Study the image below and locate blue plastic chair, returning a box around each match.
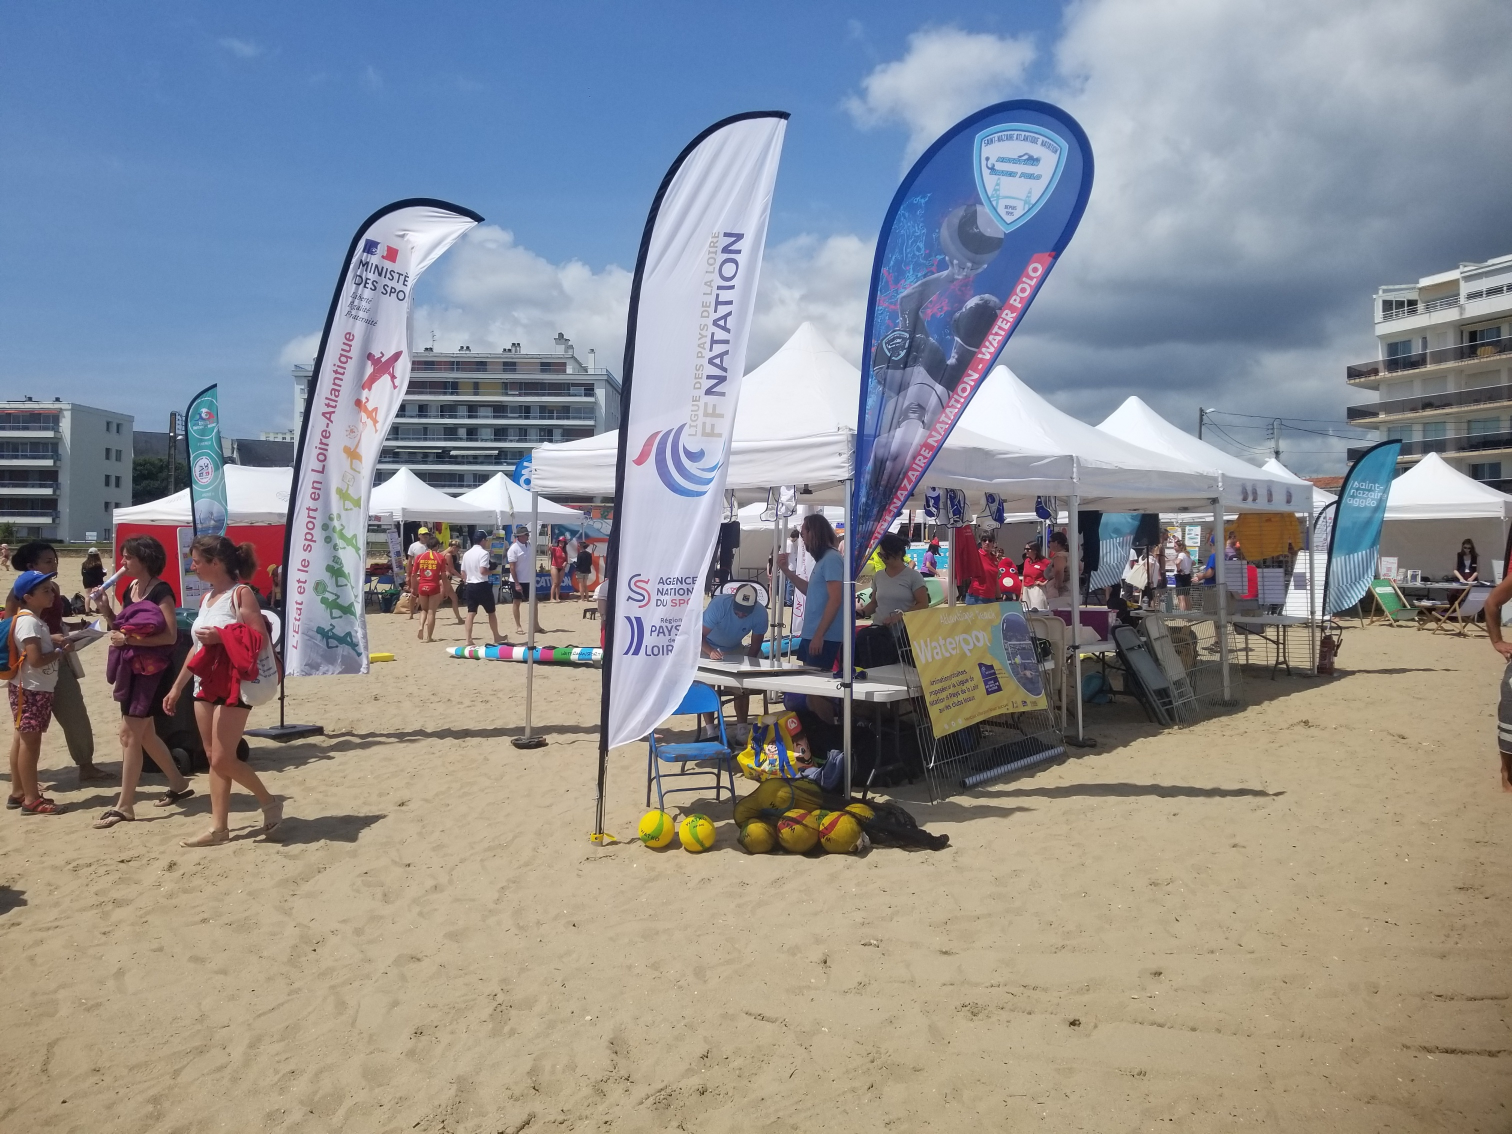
[646,682,736,811]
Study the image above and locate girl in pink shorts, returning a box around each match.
[6,569,65,815]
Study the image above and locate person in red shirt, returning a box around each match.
[966,537,1001,605]
[1020,540,1049,610]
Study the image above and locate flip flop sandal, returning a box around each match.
[20,798,63,815]
[154,787,195,808]
[93,808,134,829]
[180,828,230,848]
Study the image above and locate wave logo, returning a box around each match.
[631,424,721,498]
[625,574,651,608]
[621,615,645,656]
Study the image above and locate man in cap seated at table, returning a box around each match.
[699,583,768,737]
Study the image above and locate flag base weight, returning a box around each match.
[246,724,325,742]
[511,735,548,750]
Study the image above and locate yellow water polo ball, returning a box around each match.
[843,802,875,822]
[776,809,820,854]
[738,819,778,854]
[678,813,716,853]
[638,809,676,848]
[819,810,863,854]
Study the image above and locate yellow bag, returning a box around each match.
[735,710,808,781]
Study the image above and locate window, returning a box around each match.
[417,404,430,418]
[1470,462,1503,481]
[104,474,111,487]
[115,449,122,461]
[115,475,122,488]
[1421,422,1447,439]
[105,446,112,459]
[1385,426,1411,442]
[1382,297,1418,318]
[1467,326,1503,346]
[1469,418,1501,435]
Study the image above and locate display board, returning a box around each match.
[901,601,1047,735]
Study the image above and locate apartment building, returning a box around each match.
[0,398,132,541]
[292,333,620,494]
[1346,253,1512,487]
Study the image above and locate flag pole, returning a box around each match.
[514,490,547,750]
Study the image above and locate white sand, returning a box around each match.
[1,586,1509,1131]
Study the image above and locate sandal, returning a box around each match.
[260,798,285,835]
[93,807,134,829]
[20,798,63,815]
[154,787,195,808]
[6,795,20,810]
[180,828,230,848]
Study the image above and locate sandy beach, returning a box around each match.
[1,579,1509,1132]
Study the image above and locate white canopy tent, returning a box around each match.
[368,467,493,526]
[457,473,582,530]
[1380,453,1512,581]
[112,465,292,526]
[1098,397,1312,514]
[532,321,855,497]
[1261,459,1334,622]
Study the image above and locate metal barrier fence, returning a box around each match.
[889,621,1066,802]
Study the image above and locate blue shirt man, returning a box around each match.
[701,584,769,659]
[801,548,846,643]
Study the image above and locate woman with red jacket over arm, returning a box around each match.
[163,535,282,848]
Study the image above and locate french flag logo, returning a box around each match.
[362,239,400,263]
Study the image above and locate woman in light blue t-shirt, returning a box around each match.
[776,513,845,671]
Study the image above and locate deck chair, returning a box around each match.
[1437,586,1490,636]
[1367,578,1432,627]
[645,682,737,812]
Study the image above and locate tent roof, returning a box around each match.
[532,321,855,496]
[369,467,493,525]
[113,465,292,526]
[1385,452,1512,521]
[1261,457,1333,510]
[457,473,582,523]
[1098,396,1311,513]
[944,368,1219,510]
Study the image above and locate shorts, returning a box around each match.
[416,585,440,599]
[116,669,165,718]
[1497,659,1512,754]
[1174,573,1193,588]
[964,594,993,605]
[464,581,497,613]
[194,692,250,709]
[796,637,842,672]
[509,581,531,602]
[9,684,54,733]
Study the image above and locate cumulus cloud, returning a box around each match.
[838,0,1512,471]
[749,233,872,367]
[217,37,262,59]
[277,332,321,370]
[845,26,1035,163]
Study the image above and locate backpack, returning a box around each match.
[0,615,19,681]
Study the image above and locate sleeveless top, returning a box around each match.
[189,586,246,696]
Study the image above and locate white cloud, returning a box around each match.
[749,233,872,366]
[413,225,633,370]
[217,37,262,59]
[277,332,321,370]
[839,1,1512,472]
[845,27,1036,163]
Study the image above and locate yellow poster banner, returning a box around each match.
[901,602,1048,734]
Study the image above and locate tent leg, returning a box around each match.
[771,501,782,668]
[842,477,855,801]
[1070,491,1083,743]
[513,492,547,750]
[1214,497,1232,702]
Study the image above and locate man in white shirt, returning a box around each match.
[506,526,545,634]
[460,530,506,648]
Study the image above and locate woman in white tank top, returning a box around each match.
[163,536,283,847]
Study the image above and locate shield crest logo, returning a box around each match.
[974,124,1069,233]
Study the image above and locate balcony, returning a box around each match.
[1377,294,1461,323]
[1346,337,1512,382]
[1346,382,1512,422]
[0,482,58,495]
[1348,428,1512,462]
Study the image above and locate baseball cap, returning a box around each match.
[732,583,759,612]
[12,569,57,600]
[87,547,100,555]
[418,527,430,535]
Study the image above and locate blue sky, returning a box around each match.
[4,1,1510,471]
